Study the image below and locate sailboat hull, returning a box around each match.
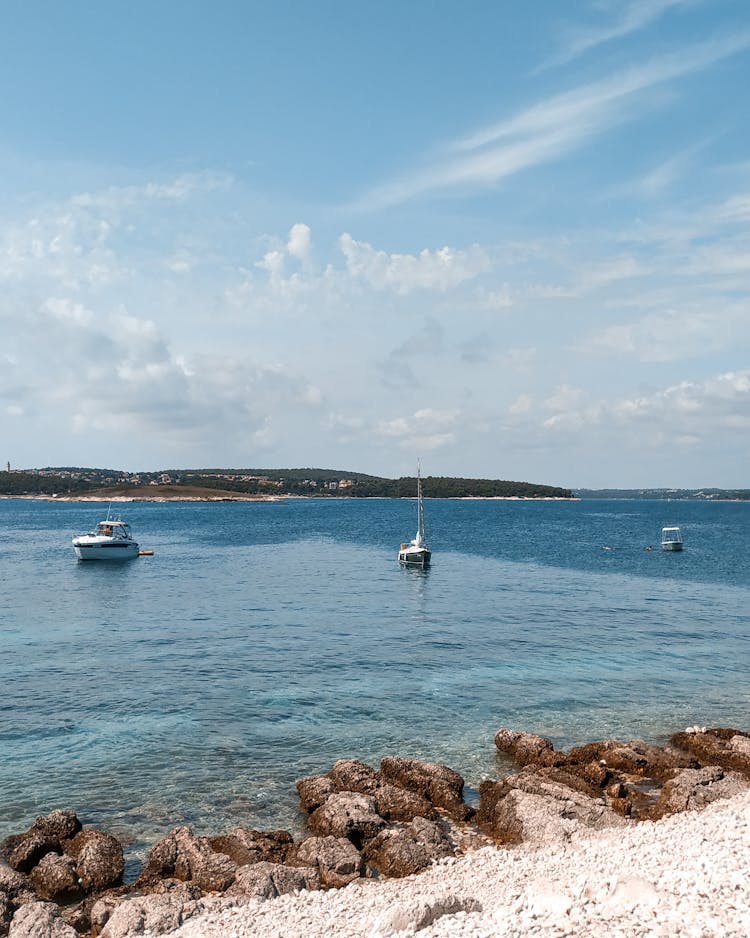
[398,547,431,566]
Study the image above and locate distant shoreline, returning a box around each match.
[0,493,577,503]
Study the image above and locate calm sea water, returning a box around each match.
[1,496,748,870]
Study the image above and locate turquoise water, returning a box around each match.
[1,497,748,868]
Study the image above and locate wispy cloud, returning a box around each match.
[356,33,750,210]
[540,0,697,71]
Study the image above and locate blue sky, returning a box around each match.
[1,0,749,487]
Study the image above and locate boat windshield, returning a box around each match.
[96,521,130,537]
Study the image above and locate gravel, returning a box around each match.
[154,790,750,938]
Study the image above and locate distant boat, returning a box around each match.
[661,526,683,552]
[398,463,431,567]
[72,508,139,561]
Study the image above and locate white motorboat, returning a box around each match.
[661,526,683,551]
[398,463,431,567]
[72,510,139,561]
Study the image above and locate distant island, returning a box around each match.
[574,488,750,501]
[0,467,572,500]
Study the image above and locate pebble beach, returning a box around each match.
[145,789,750,938]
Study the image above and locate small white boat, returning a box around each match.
[661,526,683,551]
[398,463,431,567]
[72,510,139,561]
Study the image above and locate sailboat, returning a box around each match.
[398,463,431,567]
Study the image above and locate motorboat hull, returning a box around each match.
[661,542,683,552]
[73,538,139,561]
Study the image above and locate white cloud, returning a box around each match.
[375,408,460,451]
[287,223,312,263]
[508,393,534,416]
[69,171,232,211]
[541,370,750,439]
[44,297,93,326]
[339,233,490,293]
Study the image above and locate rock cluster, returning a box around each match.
[479,725,750,844]
[1,727,748,937]
[0,810,125,936]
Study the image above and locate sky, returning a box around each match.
[1,0,749,488]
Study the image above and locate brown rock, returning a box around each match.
[0,865,33,904]
[379,757,472,822]
[494,729,555,767]
[328,759,381,794]
[362,817,453,878]
[296,775,337,814]
[0,892,12,935]
[6,810,83,876]
[28,811,82,848]
[0,837,24,866]
[171,828,236,893]
[477,771,631,844]
[226,861,320,899]
[136,829,180,885]
[594,741,694,782]
[292,836,364,889]
[66,830,124,892]
[7,900,79,938]
[136,826,236,893]
[96,888,201,938]
[652,765,749,818]
[307,792,386,848]
[671,728,750,778]
[8,837,59,876]
[373,783,437,823]
[29,854,82,903]
[209,828,293,867]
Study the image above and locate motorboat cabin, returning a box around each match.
[661,526,683,551]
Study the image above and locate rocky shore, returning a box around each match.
[2,726,749,937]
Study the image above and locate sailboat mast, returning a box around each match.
[417,461,426,542]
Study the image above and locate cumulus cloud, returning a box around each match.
[322,407,460,453]
[339,233,490,294]
[375,408,460,451]
[541,371,750,440]
[286,223,312,263]
[0,289,323,458]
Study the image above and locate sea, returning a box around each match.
[1,496,748,873]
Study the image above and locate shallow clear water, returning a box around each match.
[1,497,748,867]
